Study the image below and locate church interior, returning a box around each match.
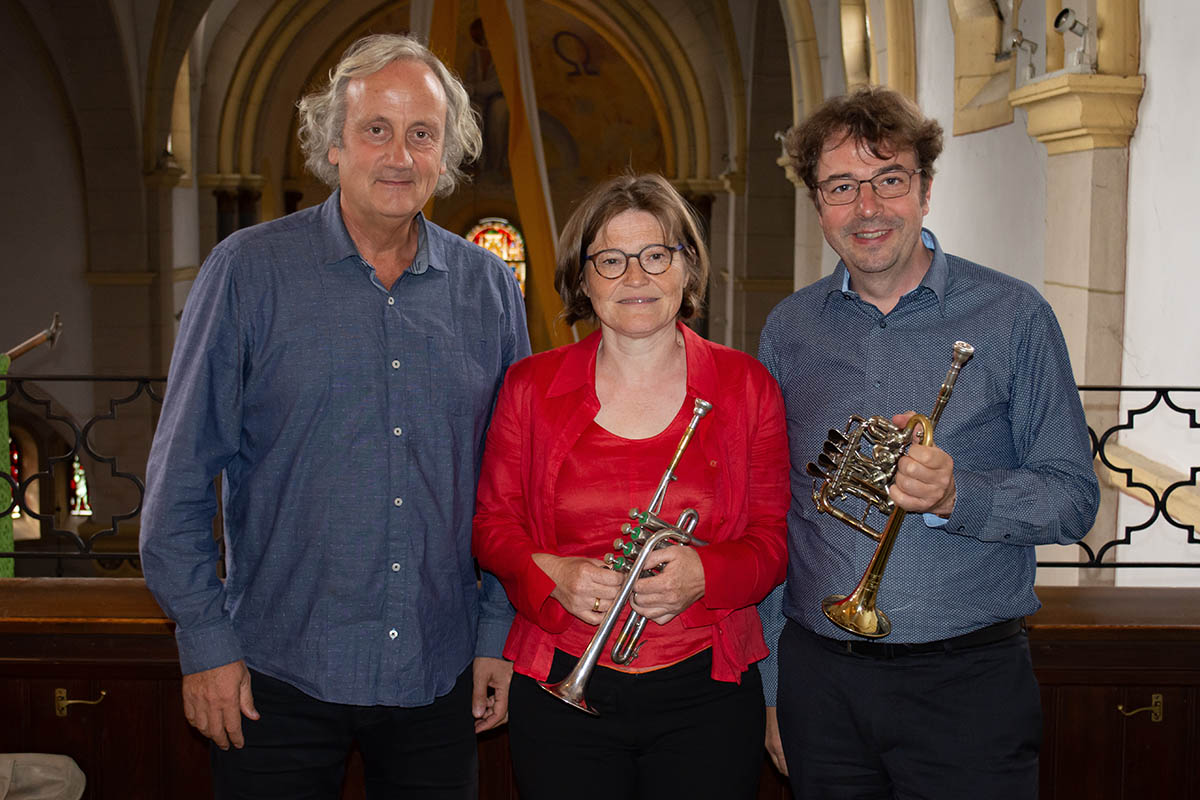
[1,0,1197,798]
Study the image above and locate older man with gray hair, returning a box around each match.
[140,33,530,799]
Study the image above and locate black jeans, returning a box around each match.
[508,649,765,800]
[210,668,477,800]
[777,620,1041,800]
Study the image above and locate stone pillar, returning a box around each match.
[144,156,185,375]
[237,182,263,231]
[200,174,244,243]
[1009,72,1144,585]
[214,189,237,243]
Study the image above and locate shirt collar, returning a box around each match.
[546,322,718,401]
[318,189,445,274]
[825,228,948,313]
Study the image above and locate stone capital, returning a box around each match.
[1008,72,1145,155]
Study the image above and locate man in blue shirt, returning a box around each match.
[140,34,530,798]
[758,87,1098,799]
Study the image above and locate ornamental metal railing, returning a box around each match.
[1,376,1197,574]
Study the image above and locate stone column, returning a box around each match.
[1009,68,1144,584]
[144,156,185,374]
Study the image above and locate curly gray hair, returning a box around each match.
[297,34,482,196]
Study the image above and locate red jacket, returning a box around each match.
[473,323,790,683]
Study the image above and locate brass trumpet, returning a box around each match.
[540,398,712,715]
[806,341,974,638]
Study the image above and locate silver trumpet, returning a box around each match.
[540,398,712,715]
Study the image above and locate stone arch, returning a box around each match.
[142,0,214,173]
[206,0,721,195]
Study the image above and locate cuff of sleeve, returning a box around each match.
[757,585,785,706]
[475,616,511,659]
[521,558,572,633]
[175,621,243,675]
[758,650,779,706]
[941,470,997,541]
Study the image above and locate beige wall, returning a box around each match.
[0,0,93,421]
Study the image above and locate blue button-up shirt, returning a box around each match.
[140,191,530,706]
[757,229,1098,702]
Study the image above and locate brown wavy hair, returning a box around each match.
[784,86,944,205]
[555,174,709,327]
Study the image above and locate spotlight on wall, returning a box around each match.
[1009,29,1040,80]
[1052,8,1094,72]
[1053,8,1088,38]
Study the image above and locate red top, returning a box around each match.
[473,323,790,684]
[552,405,715,671]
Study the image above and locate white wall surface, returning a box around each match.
[1114,0,1200,584]
[915,3,1047,287]
[803,3,1047,284]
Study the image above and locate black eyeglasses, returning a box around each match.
[585,244,684,280]
[817,168,923,206]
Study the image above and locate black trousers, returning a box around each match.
[210,668,477,800]
[508,649,765,800]
[776,620,1041,800]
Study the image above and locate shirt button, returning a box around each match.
[387,297,395,306]
[393,427,402,436]
[394,497,403,507]
[389,629,398,640]
[391,359,400,369]
[391,562,401,572]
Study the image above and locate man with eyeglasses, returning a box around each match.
[756,87,1098,800]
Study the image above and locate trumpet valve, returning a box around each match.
[621,522,647,541]
[613,539,638,558]
[604,553,629,571]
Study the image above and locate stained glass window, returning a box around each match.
[69,455,92,517]
[8,436,18,520]
[466,218,527,296]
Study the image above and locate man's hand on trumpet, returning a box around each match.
[888,411,957,518]
[533,553,623,623]
[630,545,705,625]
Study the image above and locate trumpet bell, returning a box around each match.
[539,676,600,716]
[822,592,891,638]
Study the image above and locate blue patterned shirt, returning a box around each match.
[141,191,530,706]
[757,229,1098,703]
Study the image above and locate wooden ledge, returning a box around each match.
[1029,586,1200,640]
[1,579,1197,640]
[0,578,172,635]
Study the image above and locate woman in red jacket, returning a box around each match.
[473,173,789,800]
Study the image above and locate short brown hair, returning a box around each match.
[555,174,709,326]
[784,86,944,205]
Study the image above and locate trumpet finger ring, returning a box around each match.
[592,597,602,613]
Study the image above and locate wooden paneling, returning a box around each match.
[1028,586,1200,800]
[3,580,1199,800]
